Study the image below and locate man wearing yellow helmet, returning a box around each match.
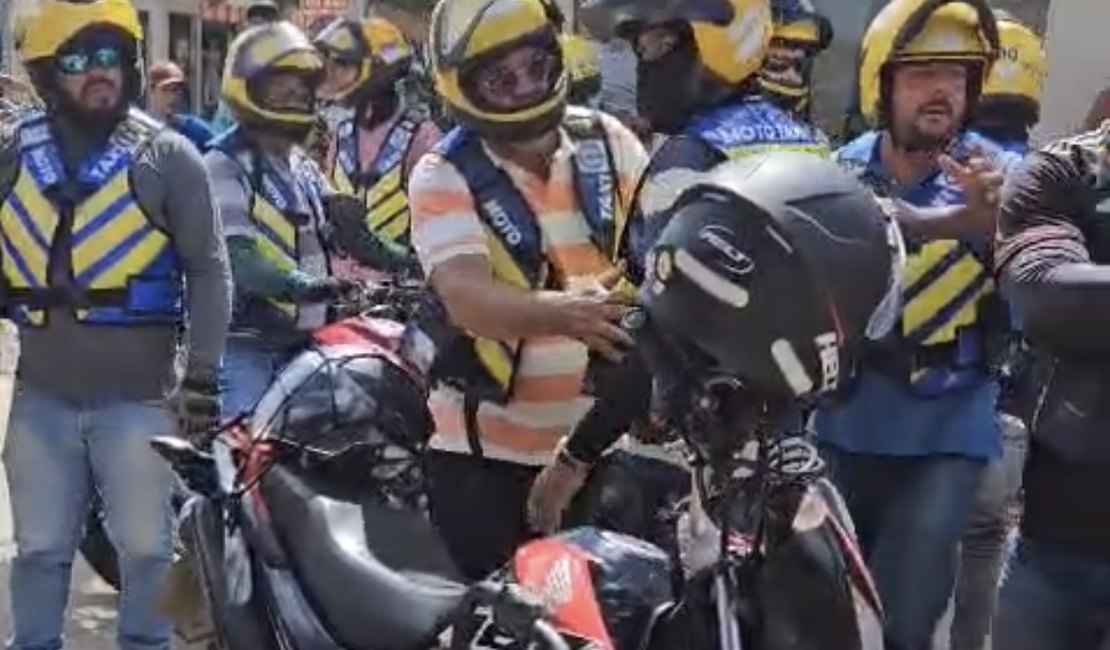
[810,2,1021,648]
[576,0,828,278]
[409,0,649,579]
[0,1,232,648]
[759,0,832,122]
[969,10,1045,157]
[562,34,603,107]
[313,16,442,272]
[206,21,404,416]
[949,12,1045,650]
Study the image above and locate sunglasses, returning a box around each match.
[56,47,122,75]
[477,50,558,99]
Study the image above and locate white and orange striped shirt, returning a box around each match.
[409,108,649,465]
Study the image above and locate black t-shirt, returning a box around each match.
[996,128,1110,557]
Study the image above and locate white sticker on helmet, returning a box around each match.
[674,248,750,309]
[772,338,814,396]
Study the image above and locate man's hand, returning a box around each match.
[545,267,634,361]
[173,375,220,441]
[939,148,1004,235]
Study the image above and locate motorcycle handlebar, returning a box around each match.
[452,581,571,650]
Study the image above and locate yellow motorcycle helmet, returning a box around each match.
[17,0,143,65]
[314,16,414,105]
[222,21,324,133]
[15,0,145,104]
[562,34,601,105]
[857,0,1000,126]
[981,10,1045,111]
[579,0,772,88]
[761,0,832,115]
[429,0,567,139]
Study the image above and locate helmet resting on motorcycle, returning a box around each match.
[313,16,413,107]
[429,0,567,141]
[222,21,324,138]
[759,0,833,116]
[976,10,1045,129]
[640,152,903,403]
[579,0,771,133]
[16,0,145,113]
[858,0,1000,127]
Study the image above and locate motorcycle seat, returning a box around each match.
[263,464,467,650]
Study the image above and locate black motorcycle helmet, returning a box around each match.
[640,152,903,403]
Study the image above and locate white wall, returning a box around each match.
[1035,0,1110,142]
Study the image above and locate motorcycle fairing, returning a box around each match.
[511,528,674,650]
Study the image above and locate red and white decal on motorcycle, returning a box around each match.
[512,539,615,650]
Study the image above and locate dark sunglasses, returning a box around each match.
[56,47,122,75]
[477,50,558,98]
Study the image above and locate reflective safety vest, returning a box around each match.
[838,130,1015,397]
[213,128,331,332]
[329,111,420,249]
[0,109,183,327]
[432,110,627,403]
[686,98,830,160]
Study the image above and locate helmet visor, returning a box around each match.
[578,0,734,40]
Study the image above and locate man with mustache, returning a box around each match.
[0,1,231,648]
[408,0,649,580]
[811,1,1019,648]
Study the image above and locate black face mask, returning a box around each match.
[637,39,700,135]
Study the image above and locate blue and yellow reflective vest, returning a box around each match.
[432,109,627,402]
[329,110,420,250]
[0,109,183,327]
[213,127,331,332]
[837,130,1018,396]
[686,98,830,159]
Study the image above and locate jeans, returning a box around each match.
[950,414,1029,650]
[3,383,176,650]
[222,339,283,418]
[819,447,986,650]
[994,539,1110,650]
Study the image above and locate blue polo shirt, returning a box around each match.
[813,130,1021,460]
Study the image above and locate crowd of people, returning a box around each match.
[0,0,1107,649]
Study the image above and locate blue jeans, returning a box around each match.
[819,447,986,650]
[951,413,1028,650]
[222,339,284,418]
[994,539,1110,650]
[3,383,175,650]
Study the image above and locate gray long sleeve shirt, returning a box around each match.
[0,114,232,403]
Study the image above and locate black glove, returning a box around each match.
[302,276,362,303]
[323,193,419,275]
[174,375,221,441]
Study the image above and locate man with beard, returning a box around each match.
[1,1,231,648]
[207,21,400,416]
[810,1,1018,648]
[759,0,833,124]
[408,0,648,580]
[313,16,441,277]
